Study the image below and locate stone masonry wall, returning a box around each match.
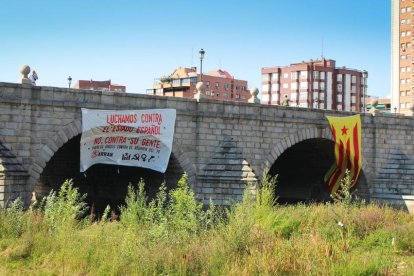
[0,82,413,209]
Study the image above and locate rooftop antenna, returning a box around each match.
[321,37,324,59]
[191,47,194,67]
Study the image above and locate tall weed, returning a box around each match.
[42,179,88,232]
[119,179,148,228]
[0,198,25,238]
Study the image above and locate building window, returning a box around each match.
[337,84,343,92]
[283,73,289,79]
[401,79,407,84]
[291,93,297,101]
[313,71,319,79]
[291,82,298,90]
[320,72,325,80]
[283,83,289,89]
[235,94,240,99]
[299,92,308,101]
[206,81,210,87]
[215,82,219,88]
[337,74,343,82]
[313,81,319,90]
[262,84,269,92]
[272,73,279,81]
[320,82,325,90]
[402,19,406,25]
[351,96,356,103]
[291,72,298,80]
[351,75,357,83]
[271,84,279,92]
[401,67,407,72]
[216,92,220,97]
[319,93,325,100]
[224,84,229,90]
[262,74,270,81]
[401,7,407,13]
[300,71,308,79]
[401,31,406,37]
[351,86,356,93]
[300,82,308,89]
[190,77,197,84]
[224,93,228,98]
[401,91,406,96]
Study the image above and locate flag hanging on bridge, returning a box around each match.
[324,114,362,194]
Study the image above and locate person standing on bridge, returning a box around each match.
[29,70,38,85]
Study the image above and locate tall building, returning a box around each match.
[146,67,251,102]
[261,59,368,112]
[391,0,414,115]
[74,80,126,92]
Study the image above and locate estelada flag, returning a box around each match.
[324,114,362,194]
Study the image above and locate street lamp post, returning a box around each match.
[394,107,397,114]
[68,76,72,88]
[199,48,205,81]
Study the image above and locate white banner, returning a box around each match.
[80,108,176,173]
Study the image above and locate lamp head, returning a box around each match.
[199,48,205,60]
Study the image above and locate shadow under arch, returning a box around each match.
[31,120,194,213]
[268,128,368,204]
[35,134,186,214]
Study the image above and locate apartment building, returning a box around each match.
[147,67,250,102]
[261,59,368,112]
[391,0,414,115]
[74,80,126,92]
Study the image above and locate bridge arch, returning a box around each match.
[266,127,368,203]
[29,119,195,211]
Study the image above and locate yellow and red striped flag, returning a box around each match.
[324,114,362,194]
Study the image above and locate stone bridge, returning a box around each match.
[1,82,414,212]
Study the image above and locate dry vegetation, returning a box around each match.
[1,172,414,275]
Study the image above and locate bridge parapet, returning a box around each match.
[0,82,413,211]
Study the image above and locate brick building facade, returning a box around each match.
[261,59,368,112]
[74,80,126,92]
[147,67,251,102]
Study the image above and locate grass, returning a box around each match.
[0,172,414,275]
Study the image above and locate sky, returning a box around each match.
[0,0,390,98]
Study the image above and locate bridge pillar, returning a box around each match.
[0,143,30,207]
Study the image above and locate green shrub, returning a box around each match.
[42,179,88,232]
[393,223,414,253]
[119,179,148,228]
[167,173,203,239]
[0,198,25,238]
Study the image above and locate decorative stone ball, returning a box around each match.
[20,65,31,77]
[250,87,259,97]
[196,82,205,93]
[370,99,378,108]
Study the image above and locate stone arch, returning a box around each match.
[265,126,369,202]
[265,127,333,171]
[29,119,195,192]
[265,126,370,175]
